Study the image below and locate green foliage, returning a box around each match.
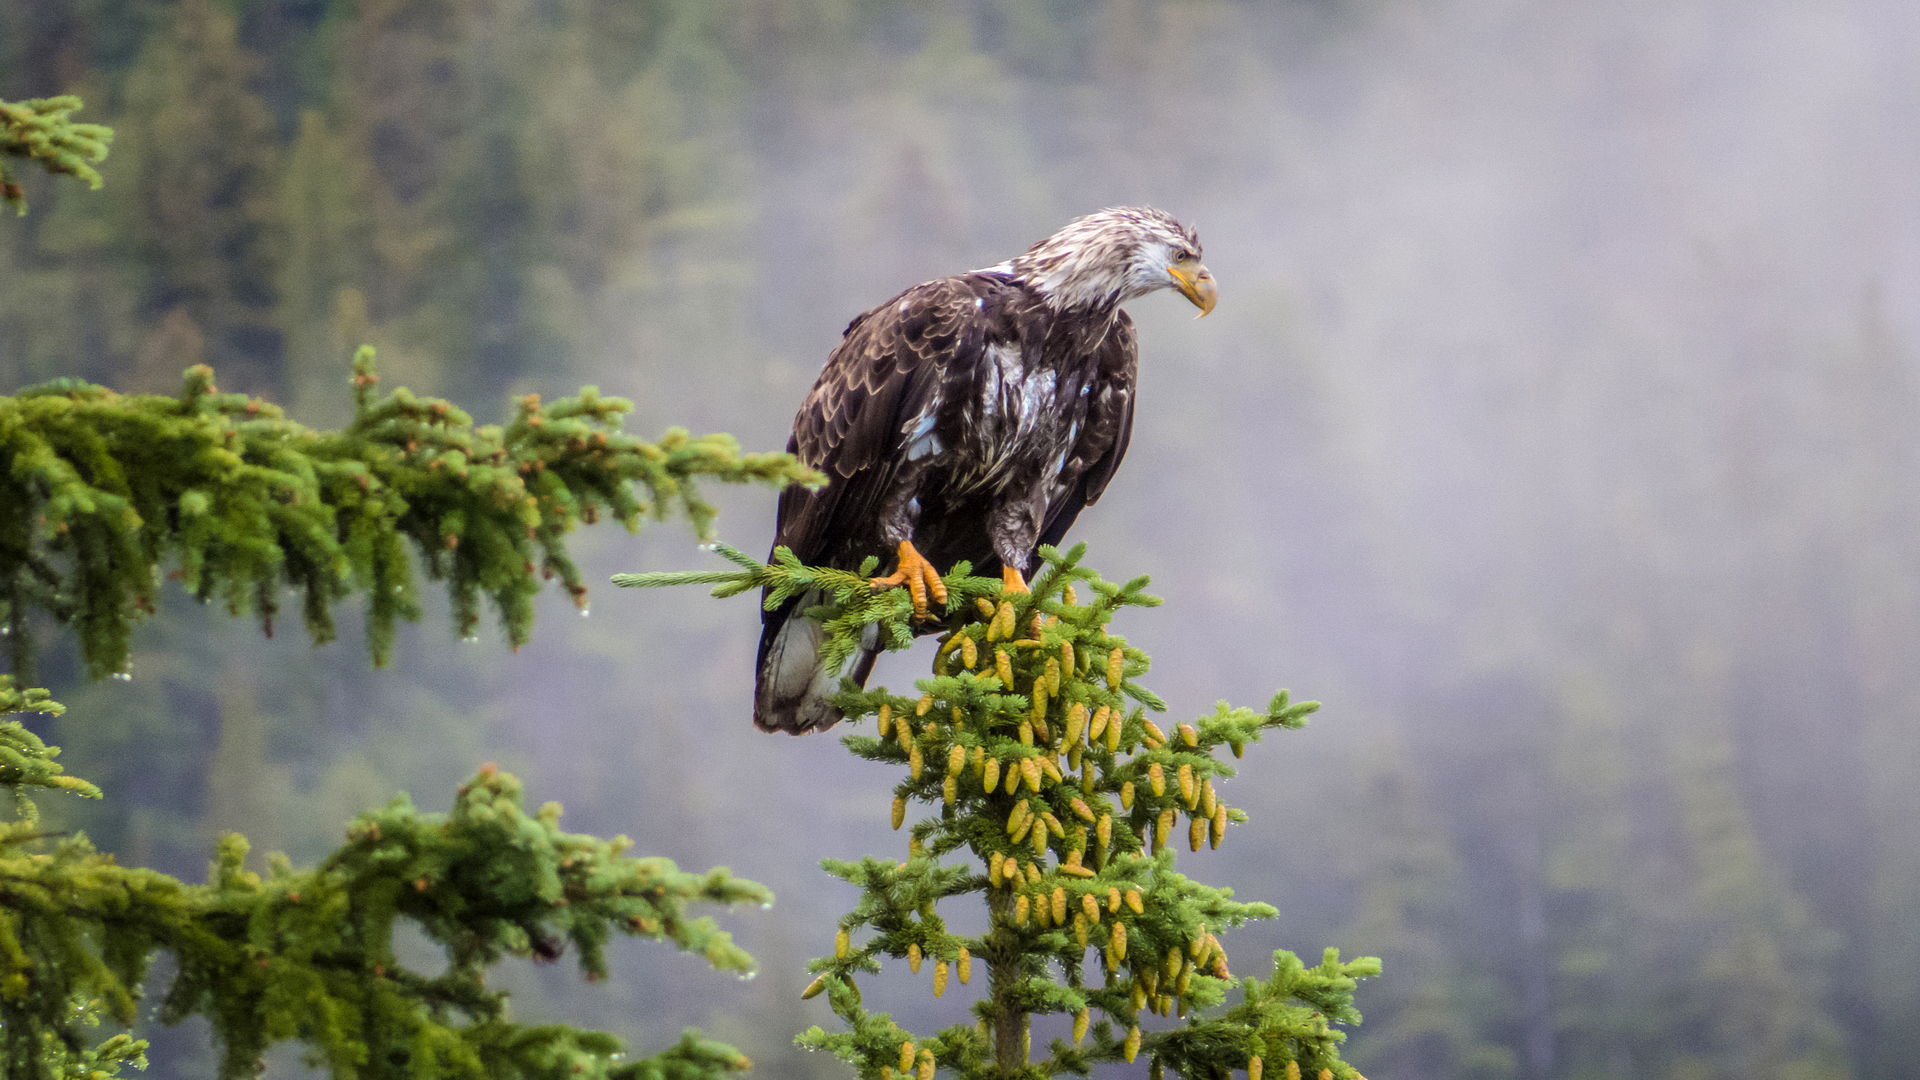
[0,347,823,680]
[0,96,112,215]
[0,677,769,1080]
[623,544,1377,1078]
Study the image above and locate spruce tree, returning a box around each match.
[0,97,809,1078]
[617,544,1380,1079]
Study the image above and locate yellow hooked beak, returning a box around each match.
[1167,260,1218,317]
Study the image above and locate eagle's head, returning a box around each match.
[1008,206,1218,316]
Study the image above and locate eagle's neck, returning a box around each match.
[1002,227,1149,315]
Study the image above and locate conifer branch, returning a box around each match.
[625,543,1376,1078]
[0,96,113,214]
[0,348,823,679]
[0,684,768,1080]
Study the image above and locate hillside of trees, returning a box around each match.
[4,2,1917,1078]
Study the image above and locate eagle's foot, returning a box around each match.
[872,540,948,620]
[1001,565,1030,595]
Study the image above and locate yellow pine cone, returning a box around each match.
[1020,757,1043,793]
[899,1041,916,1073]
[1030,821,1048,855]
[1126,889,1144,914]
[1014,893,1030,926]
[1108,887,1122,913]
[1284,1062,1300,1080]
[1156,808,1176,851]
[1107,647,1125,690]
[1082,893,1101,923]
[1111,920,1127,959]
[1178,762,1196,807]
[1130,980,1148,1010]
[1043,811,1065,838]
[908,942,923,972]
[1070,797,1095,821]
[1148,762,1166,797]
[1143,718,1167,746]
[1044,657,1061,695]
[1017,719,1034,746]
[1106,711,1124,752]
[933,959,949,997]
[891,795,907,830]
[1051,886,1068,924]
[1073,1007,1090,1043]
[983,757,1001,794]
[1179,722,1198,746]
[916,693,933,716]
[1123,1025,1142,1062]
[976,597,996,620]
[1073,911,1089,946]
[957,946,971,983]
[1063,584,1077,606]
[990,850,1006,886]
[996,647,1014,687]
[947,745,967,775]
[1089,705,1110,742]
[1201,778,1216,818]
[943,775,957,806]
[878,703,892,727]
[1190,815,1207,852]
[1121,781,1135,809]
[1096,814,1112,850]
[1062,640,1077,680]
[909,742,924,780]
[1248,1057,1263,1080]
[919,1051,935,1080]
[1211,802,1228,848]
[1008,800,1031,839]
[801,974,827,1000]
[961,636,978,669]
[1065,703,1088,746]
[835,929,850,959]
[1166,947,1183,980]
[993,599,1015,640]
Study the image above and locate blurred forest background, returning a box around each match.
[3,1,1917,1078]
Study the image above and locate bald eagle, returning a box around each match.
[755,207,1217,733]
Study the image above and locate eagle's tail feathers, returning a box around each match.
[753,593,881,734]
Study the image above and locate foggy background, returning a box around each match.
[3,1,1916,1077]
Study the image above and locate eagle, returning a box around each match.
[754,206,1217,733]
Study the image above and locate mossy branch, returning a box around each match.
[0,348,823,679]
[0,680,768,1080]
[0,96,113,215]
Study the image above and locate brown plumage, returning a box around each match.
[754,207,1216,733]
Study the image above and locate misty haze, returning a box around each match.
[2,2,1914,1078]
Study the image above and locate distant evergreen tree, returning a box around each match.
[116,0,285,394]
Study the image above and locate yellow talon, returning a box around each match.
[1002,564,1029,595]
[871,540,949,619]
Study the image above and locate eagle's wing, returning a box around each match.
[756,277,992,734]
[772,275,989,566]
[1035,309,1138,556]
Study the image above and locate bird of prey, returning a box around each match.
[754,206,1217,733]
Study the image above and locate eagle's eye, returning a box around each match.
[1172,247,1195,263]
